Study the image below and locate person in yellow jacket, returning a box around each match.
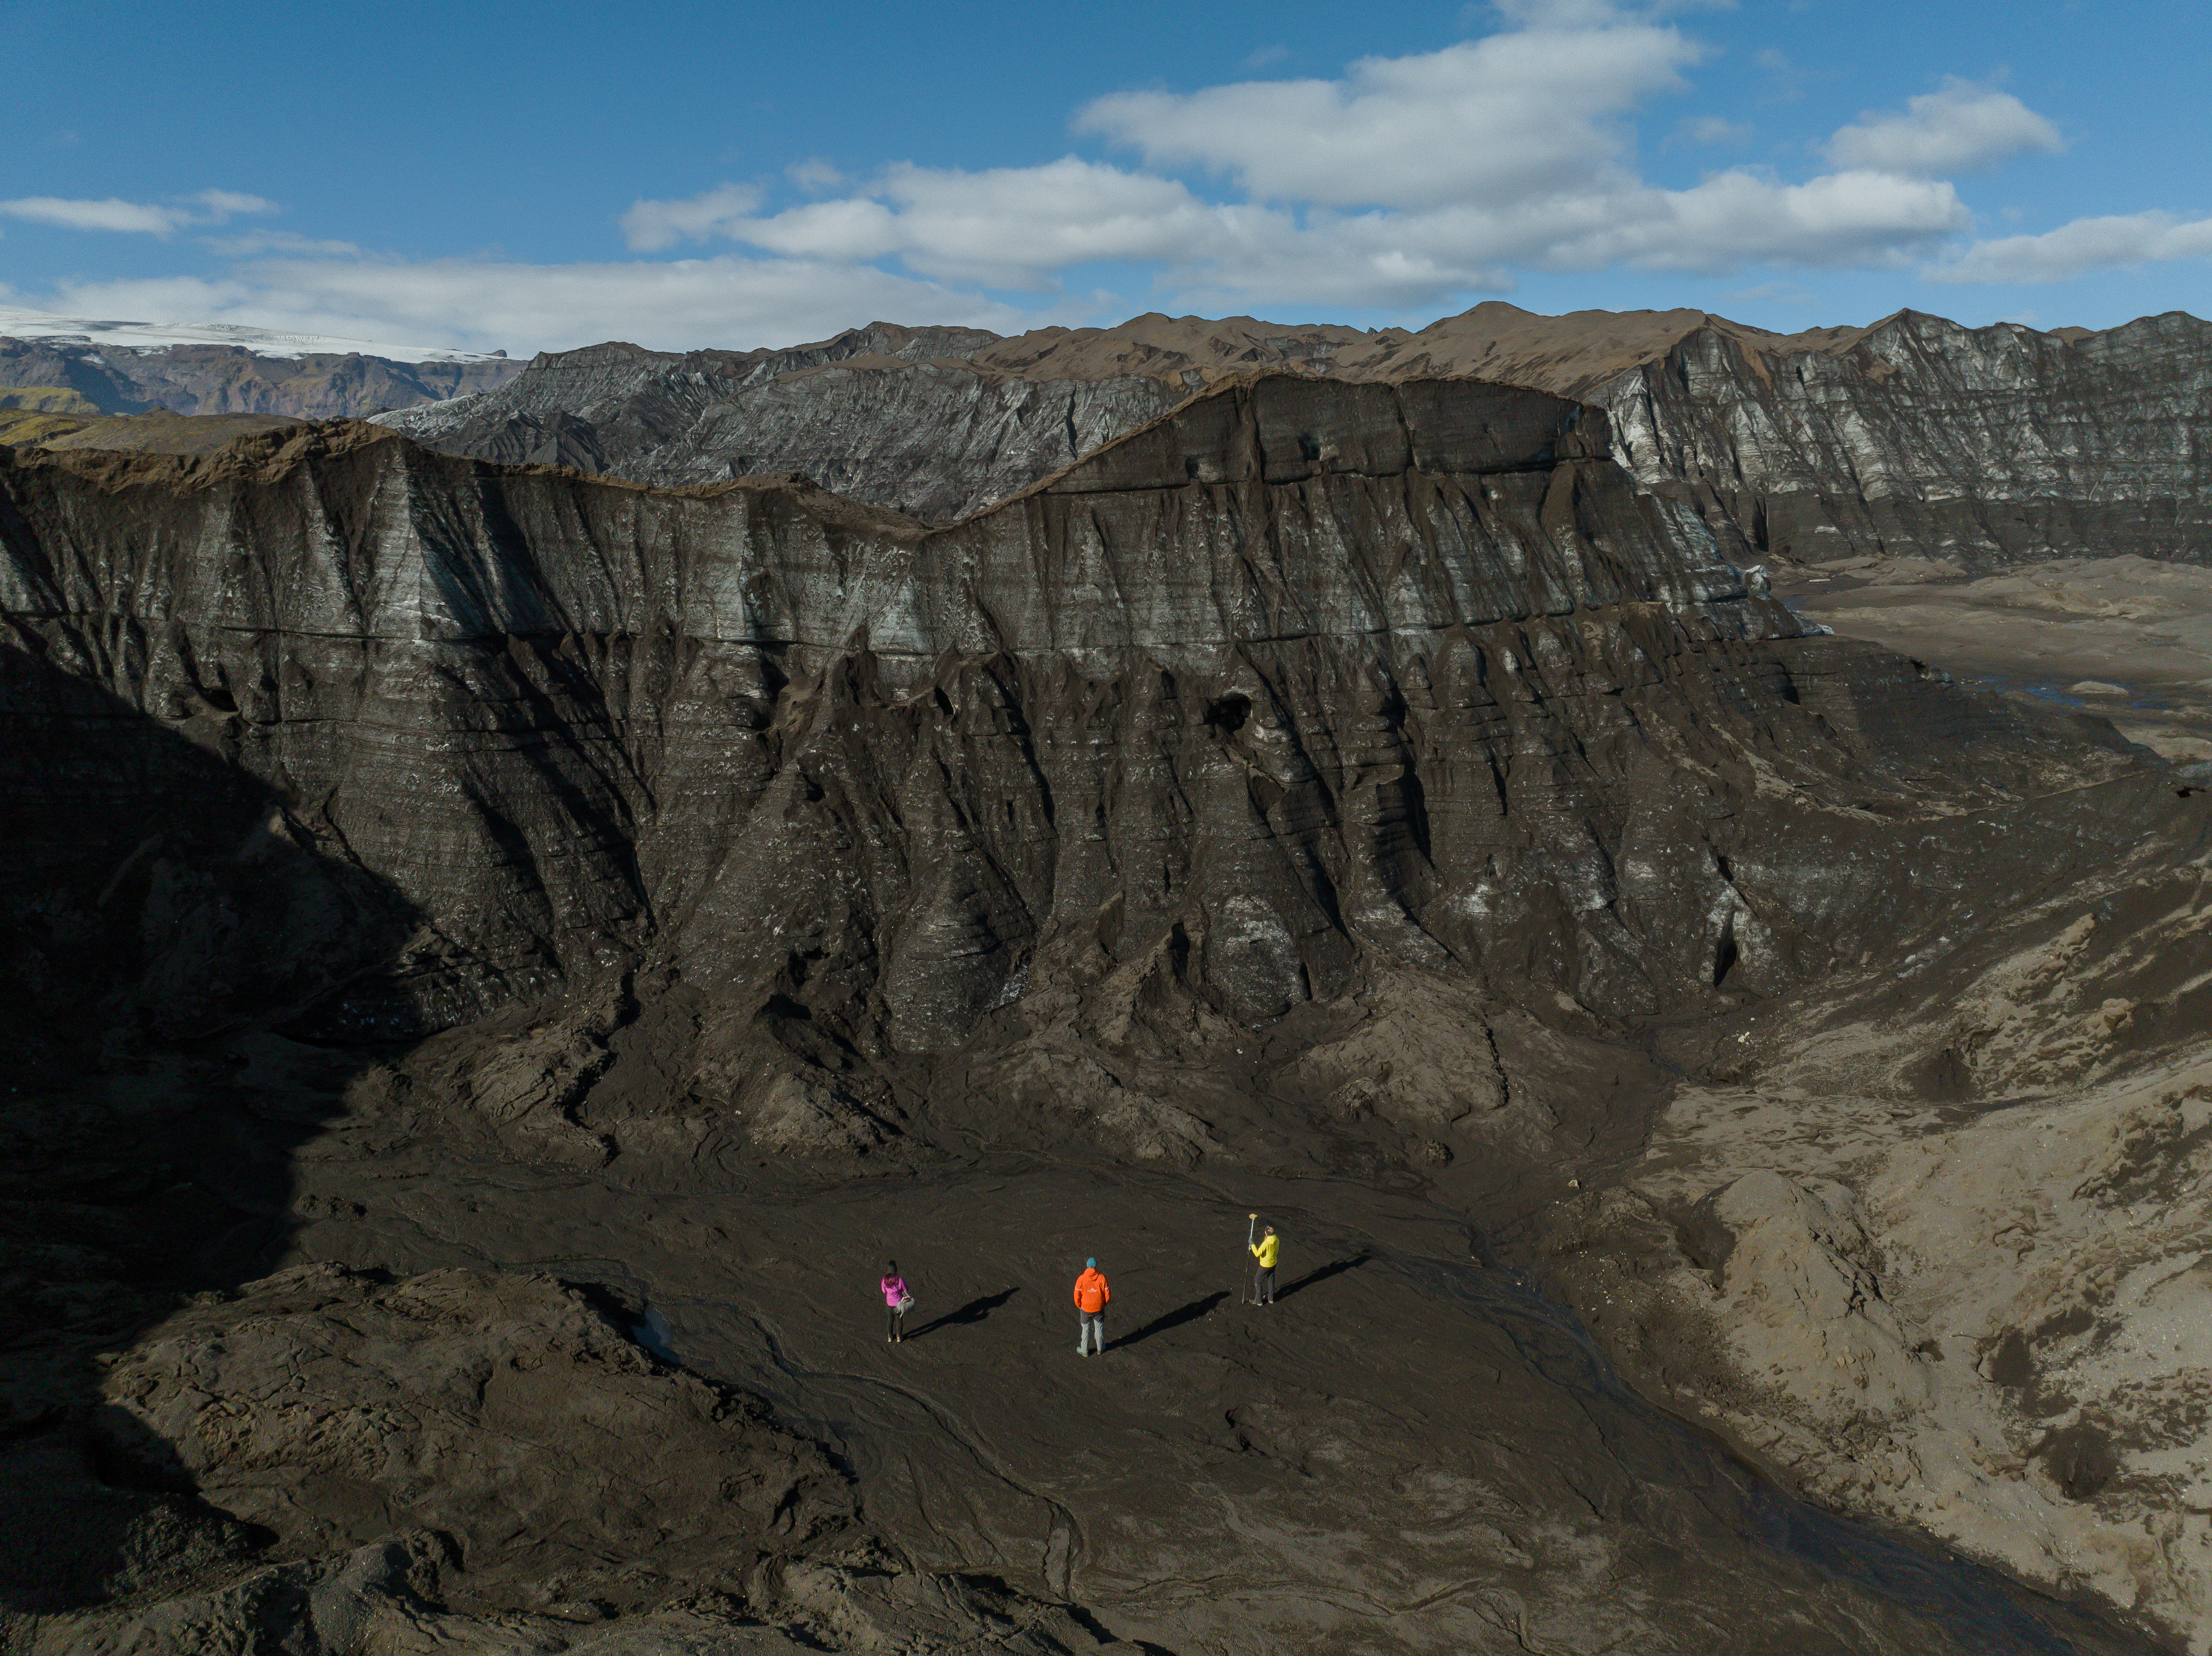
[1249,1221,1279,1306]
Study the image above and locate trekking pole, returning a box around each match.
[1245,1213,1257,1305]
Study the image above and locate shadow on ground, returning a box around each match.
[906,1287,1020,1341]
[1111,1290,1229,1350]
[1272,1250,1373,1302]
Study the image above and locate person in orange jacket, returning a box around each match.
[1073,1257,1110,1356]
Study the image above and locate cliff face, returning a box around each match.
[376,327,1189,521]
[1608,309,2212,570]
[377,305,2212,574]
[3,375,2134,1071]
[0,333,524,419]
[0,370,2182,1652]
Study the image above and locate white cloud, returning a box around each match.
[1550,168,1969,272]
[0,196,193,234]
[1163,168,1967,305]
[1928,211,2212,284]
[667,150,1968,312]
[200,229,362,258]
[724,160,1243,289]
[1824,78,2061,175]
[621,31,1980,314]
[42,253,1046,355]
[1671,115,1752,148]
[786,158,845,192]
[1077,28,1701,210]
[188,190,279,221]
[0,190,276,236]
[621,183,762,252]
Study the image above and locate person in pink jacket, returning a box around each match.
[880,1259,913,1343]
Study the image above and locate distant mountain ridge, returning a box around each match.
[0,306,524,420]
[375,302,2212,570]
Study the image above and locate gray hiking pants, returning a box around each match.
[1077,1313,1105,1354]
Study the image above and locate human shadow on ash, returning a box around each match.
[1272,1250,1373,1302]
[1111,1290,1228,1350]
[905,1287,1020,1341]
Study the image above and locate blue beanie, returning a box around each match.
[1086,1257,1096,1267]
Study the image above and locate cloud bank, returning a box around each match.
[1933,211,2212,285]
[28,256,1040,359]
[9,8,2196,353]
[0,190,274,236]
[1824,79,2063,176]
[627,19,1985,315]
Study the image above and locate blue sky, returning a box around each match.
[1,0,2204,353]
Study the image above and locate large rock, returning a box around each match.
[94,1263,850,1608]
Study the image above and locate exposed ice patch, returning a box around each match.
[0,305,507,364]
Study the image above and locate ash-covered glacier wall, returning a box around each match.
[1,374,2142,1069]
